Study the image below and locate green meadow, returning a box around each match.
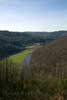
[9,49,33,64]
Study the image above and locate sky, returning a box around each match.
[0,0,67,32]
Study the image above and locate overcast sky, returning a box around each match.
[0,0,67,32]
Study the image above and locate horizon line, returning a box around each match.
[0,30,67,33]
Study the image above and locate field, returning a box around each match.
[9,48,33,64]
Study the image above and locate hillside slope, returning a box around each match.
[30,37,67,78]
[21,37,67,100]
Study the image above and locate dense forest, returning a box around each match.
[0,31,46,58]
[0,30,67,58]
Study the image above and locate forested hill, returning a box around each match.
[0,30,67,58]
[0,31,46,58]
[27,37,67,82]
[31,37,67,70]
[24,31,67,38]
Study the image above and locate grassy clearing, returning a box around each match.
[9,49,33,64]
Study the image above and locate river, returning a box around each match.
[23,53,32,65]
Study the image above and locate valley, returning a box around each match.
[0,30,67,59]
[0,31,67,100]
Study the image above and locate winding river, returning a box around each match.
[23,53,32,65]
